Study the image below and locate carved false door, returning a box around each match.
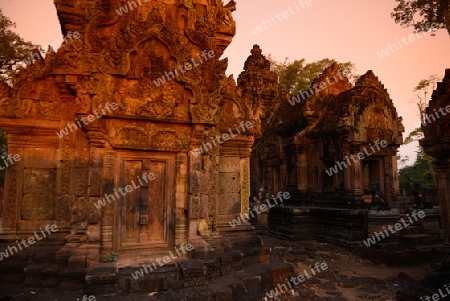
[116,153,174,250]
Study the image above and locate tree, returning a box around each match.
[399,152,436,189]
[391,0,450,36]
[0,9,38,177]
[399,75,439,189]
[267,56,358,96]
[404,74,439,144]
[0,8,41,83]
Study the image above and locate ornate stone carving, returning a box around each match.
[21,168,57,220]
[253,63,405,208]
[240,157,250,215]
[4,165,19,228]
[421,69,450,243]
[0,0,264,257]
[219,157,240,173]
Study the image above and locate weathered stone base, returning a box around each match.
[0,244,292,300]
[269,206,366,247]
[0,226,292,300]
[269,205,444,263]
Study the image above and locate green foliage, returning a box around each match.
[102,251,118,263]
[391,0,450,35]
[399,151,436,190]
[0,9,41,83]
[414,78,433,92]
[413,74,439,122]
[403,75,438,143]
[404,127,424,144]
[267,56,358,96]
[399,74,439,188]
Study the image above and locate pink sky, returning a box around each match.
[1,0,449,166]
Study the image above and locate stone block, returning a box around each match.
[242,275,261,295]
[219,157,240,173]
[160,271,181,291]
[219,173,240,194]
[179,260,207,277]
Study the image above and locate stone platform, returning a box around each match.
[269,205,443,264]
[0,237,293,300]
[269,206,367,247]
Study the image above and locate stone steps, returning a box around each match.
[0,241,65,285]
[0,259,292,301]
[0,243,293,300]
[16,261,290,300]
[113,257,292,301]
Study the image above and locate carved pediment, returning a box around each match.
[106,120,191,151]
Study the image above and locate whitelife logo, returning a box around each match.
[415,104,450,128]
[325,140,388,176]
[376,23,438,59]
[77,295,96,301]
[265,261,328,299]
[152,50,215,87]
[190,121,253,157]
[56,102,118,138]
[228,192,290,228]
[0,224,59,261]
[93,172,155,209]
[363,211,426,247]
[420,282,450,301]
[250,0,313,35]
[287,70,350,106]
[131,243,193,280]
[115,0,148,16]
[0,153,21,171]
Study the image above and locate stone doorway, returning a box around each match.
[115,152,175,252]
[363,158,384,202]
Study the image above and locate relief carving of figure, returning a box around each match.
[397,116,405,133]
[0,82,11,106]
[222,0,236,25]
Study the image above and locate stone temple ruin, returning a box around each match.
[0,0,447,299]
[397,69,450,301]
[421,69,450,245]
[0,0,290,296]
[250,60,442,250]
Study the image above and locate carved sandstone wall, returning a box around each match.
[252,64,404,208]
[0,0,264,260]
[421,69,450,244]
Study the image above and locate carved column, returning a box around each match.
[100,143,114,257]
[2,163,20,233]
[216,135,254,233]
[83,120,109,255]
[175,153,188,245]
[342,143,352,192]
[86,140,104,243]
[351,144,363,198]
[71,130,90,237]
[383,153,393,203]
[240,157,250,216]
[436,163,450,244]
[187,124,205,240]
[297,145,309,193]
[391,152,400,194]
